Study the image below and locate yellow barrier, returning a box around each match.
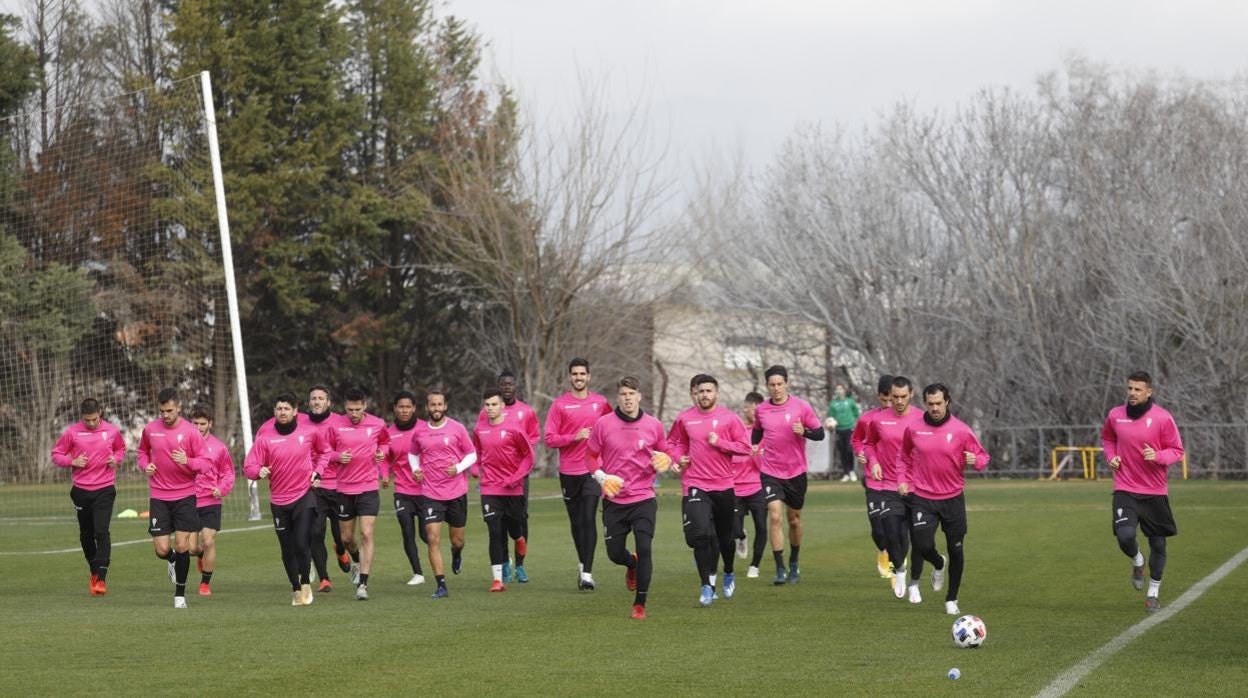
[1049,447,1188,480]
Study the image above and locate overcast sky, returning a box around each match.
[453,0,1248,194]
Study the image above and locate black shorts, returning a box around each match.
[149,495,200,536]
[1112,490,1178,538]
[602,498,658,542]
[760,472,808,510]
[418,495,468,528]
[481,494,526,523]
[735,488,767,516]
[910,494,967,539]
[271,491,315,532]
[867,489,909,520]
[560,472,602,500]
[334,489,381,520]
[313,486,337,516]
[682,488,735,547]
[196,504,222,531]
[393,492,422,520]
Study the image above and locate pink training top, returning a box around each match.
[195,433,237,507]
[1101,403,1184,496]
[381,421,424,497]
[852,407,886,491]
[473,420,535,496]
[137,417,210,501]
[244,421,324,506]
[732,448,763,497]
[544,391,611,475]
[753,395,822,480]
[477,399,540,477]
[666,404,751,495]
[865,406,924,492]
[321,412,390,496]
[51,420,127,491]
[586,409,667,506]
[899,415,990,500]
[409,419,475,502]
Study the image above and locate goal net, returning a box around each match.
[0,73,255,523]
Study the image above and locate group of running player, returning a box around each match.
[53,359,1182,616]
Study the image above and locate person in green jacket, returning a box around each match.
[826,384,860,482]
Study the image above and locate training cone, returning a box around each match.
[117,509,138,519]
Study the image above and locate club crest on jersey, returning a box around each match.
[1146,418,1153,428]
[298,435,305,445]
[637,439,646,450]
[176,433,184,443]
[946,433,953,443]
[501,430,508,438]
[712,419,719,429]
[101,432,108,441]
[784,412,791,422]
[443,437,450,446]
[366,428,374,436]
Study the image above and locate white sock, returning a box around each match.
[1147,578,1161,598]
[709,574,717,587]
[581,571,593,582]
[578,562,583,574]
[1133,552,1145,567]
[491,564,503,582]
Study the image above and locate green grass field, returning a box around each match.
[3,479,1246,697]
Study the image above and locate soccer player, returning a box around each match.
[1101,370,1185,613]
[667,374,751,606]
[188,406,236,596]
[826,384,860,482]
[586,375,671,619]
[544,357,611,590]
[897,383,989,614]
[474,389,535,592]
[865,375,924,598]
[409,390,477,599]
[51,397,126,596]
[750,365,824,585]
[477,369,540,583]
[137,387,210,609]
[306,384,348,592]
[852,374,894,579]
[733,392,768,578]
[244,392,325,606]
[321,387,390,600]
[381,390,427,587]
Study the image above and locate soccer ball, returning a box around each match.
[951,615,987,649]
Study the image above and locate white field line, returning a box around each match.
[1035,545,1248,698]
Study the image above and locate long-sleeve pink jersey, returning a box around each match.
[257,412,341,488]
[851,406,885,455]
[1101,404,1184,496]
[137,418,210,501]
[195,433,237,507]
[543,391,611,475]
[381,421,423,496]
[667,404,751,495]
[864,406,924,492]
[753,396,821,479]
[899,415,989,500]
[473,421,535,496]
[477,399,540,476]
[320,413,390,495]
[244,422,324,506]
[586,409,666,506]
[51,420,127,491]
[409,419,475,502]
[732,448,763,497]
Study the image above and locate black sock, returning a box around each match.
[633,590,647,606]
[452,546,463,563]
[300,573,310,585]
[359,573,369,586]
[626,551,637,569]
[97,566,108,582]
[790,545,800,567]
[350,550,360,563]
[201,571,213,585]
[160,549,175,561]
[174,550,190,595]
[773,550,785,570]
[436,575,446,588]
[335,543,346,556]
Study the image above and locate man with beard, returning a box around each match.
[853,374,895,580]
[866,376,925,600]
[409,391,477,599]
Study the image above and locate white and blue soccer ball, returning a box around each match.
[951,614,987,649]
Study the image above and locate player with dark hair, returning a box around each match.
[586,375,671,619]
[667,374,751,605]
[544,357,611,590]
[188,406,235,596]
[898,383,989,614]
[866,375,925,599]
[51,397,127,596]
[852,374,895,579]
[477,369,540,583]
[381,390,426,587]
[306,384,348,592]
[750,365,824,585]
[1102,370,1185,613]
[474,389,535,592]
[244,392,327,606]
[409,390,477,599]
[320,387,390,601]
[733,392,768,578]
[137,387,210,609]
